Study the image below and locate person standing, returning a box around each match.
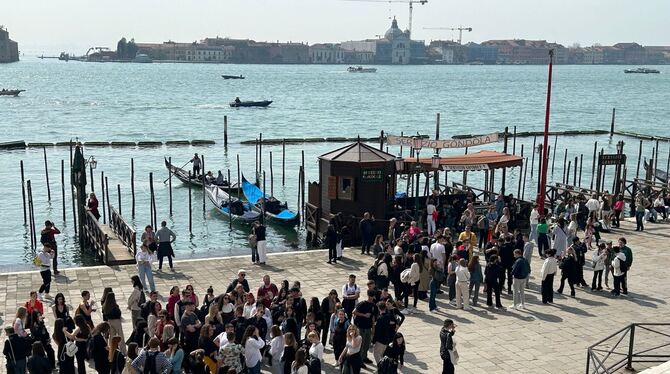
[135,244,156,293]
[338,325,363,374]
[40,220,61,274]
[155,221,176,271]
[326,221,338,264]
[439,319,457,374]
[252,221,267,265]
[570,237,589,287]
[536,217,550,258]
[87,192,101,220]
[102,292,126,354]
[468,256,483,308]
[426,199,437,236]
[499,236,515,295]
[359,212,375,255]
[529,204,540,243]
[353,289,378,368]
[372,301,396,366]
[128,276,144,329]
[190,153,202,177]
[484,255,503,309]
[37,244,54,300]
[141,225,157,254]
[634,192,649,231]
[429,259,445,312]
[618,237,633,295]
[3,326,30,374]
[540,249,557,304]
[341,275,360,319]
[510,249,529,310]
[611,246,627,297]
[242,326,265,374]
[613,194,624,228]
[454,259,471,311]
[557,248,578,297]
[522,234,534,288]
[591,243,607,291]
[131,337,172,373]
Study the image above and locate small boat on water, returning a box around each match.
[347,66,377,73]
[644,160,669,184]
[222,75,245,80]
[205,185,261,224]
[624,67,660,74]
[164,157,244,193]
[241,176,299,225]
[229,100,272,108]
[0,89,25,97]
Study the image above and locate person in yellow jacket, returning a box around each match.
[458,225,477,249]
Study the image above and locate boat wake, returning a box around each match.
[196,103,229,109]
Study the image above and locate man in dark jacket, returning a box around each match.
[326,222,338,264]
[226,269,250,293]
[510,249,530,310]
[372,301,396,365]
[3,326,29,374]
[499,236,516,294]
[359,212,375,255]
[484,255,504,309]
[439,319,457,374]
[570,237,589,287]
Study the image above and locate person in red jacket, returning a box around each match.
[40,221,61,274]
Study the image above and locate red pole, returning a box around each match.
[537,49,554,215]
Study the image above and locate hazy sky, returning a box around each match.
[4,0,669,54]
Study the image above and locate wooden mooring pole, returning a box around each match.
[117,184,122,216]
[590,142,598,189]
[236,154,241,200]
[282,139,286,186]
[573,156,578,186]
[20,160,27,225]
[43,147,51,201]
[101,171,106,224]
[201,156,206,216]
[61,160,66,222]
[27,180,36,249]
[188,171,193,234]
[149,173,156,229]
[551,135,558,177]
[522,157,528,200]
[228,169,232,230]
[562,149,568,184]
[270,151,274,196]
[105,176,111,225]
[530,136,537,178]
[131,158,135,218]
[168,156,173,216]
[224,115,228,147]
[512,125,517,155]
[259,133,263,183]
[501,127,509,194]
[635,140,642,178]
[610,108,616,137]
[579,154,584,187]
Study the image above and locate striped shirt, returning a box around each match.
[131,349,172,374]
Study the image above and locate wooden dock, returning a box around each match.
[100,224,135,265]
[82,208,136,266]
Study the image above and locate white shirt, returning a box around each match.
[455,265,470,282]
[426,203,436,215]
[430,243,446,266]
[136,250,154,267]
[393,246,403,255]
[612,253,627,276]
[269,336,284,360]
[540,257,558,281]
[215,331,230,347]
[342,284,360,300]
[38,251,53,268]
[377,262,389,277]
[243,337,265,368]
[529,209,540,224]
[592,252,607,271]
[586,198,600,212]
[309,342,324,361]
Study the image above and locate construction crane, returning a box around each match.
[424,26,473,44]
[341,0,428,37]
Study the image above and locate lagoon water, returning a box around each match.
[1,60,668,269]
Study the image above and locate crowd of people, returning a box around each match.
[7,184,655,374]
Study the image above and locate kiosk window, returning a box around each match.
[339,177,354,200]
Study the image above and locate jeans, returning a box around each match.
[247,361,261,374]
[592,270,603,290]
[429,279,439,310]
[635,211,644,230]
[257,240,267,263]
[613,209,622,227]
[39,269,51,294]
[469,281,481,306]
[251,244,259,262]
[138,264,155,292]
[537,233,549,257]
[478,228,488,249]
[427,215,436,236]
[512,277,526,307]
[530,224,538,243]
[359,328,372,362]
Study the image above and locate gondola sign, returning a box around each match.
[387,133,499,149]
[361,168,384,183]
[599,154,626,166]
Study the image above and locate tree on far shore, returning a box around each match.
[116,37,138,60]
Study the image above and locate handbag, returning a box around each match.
[449,348,460,365]
[64,340,78,357]
[248,234,257,248]
[33,256,42,267]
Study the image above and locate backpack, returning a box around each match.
[367,263,379,281]
[400,268,413,284]
[138,290,146,308]
[144,351,159,374]
[40,231,51,246]
[619,257,628,272]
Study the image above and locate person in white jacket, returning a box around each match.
[454,259,471,310]
[591,243,607,291]
[402,254,422,314]
[540,249,558,304]
[611,247,627,296]
[268,326,285,374]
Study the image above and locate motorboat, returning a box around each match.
[624,67,660,74]
[0,89,25,97]
[347,66,377,73]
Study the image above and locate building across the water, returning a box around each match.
[0,26,19,63]
[341,18,426,64]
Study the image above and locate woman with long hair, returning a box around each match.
[468,255,483,307]
[428,258,444,312]
[281,331,298,374]
[90,322,111,374]
[320,290,339,347]
[100,287,113,307]
[165,338,183,374]
[52,318,75,374]
[128,275,144,329]
[52,292,74,331]
[242,325,265,374]
[418,246,431,300]
[372,234,384,256]
[127,319,150,348]
[13,306,29,337]
[381,332,406,374]
[291,348,309,374]
[27,341,51,373]
[76,290,95,330]
[331,309,349,363]
[197,323,218,373]
[185,284,199,306]
[268,325,285,374]
[87,192,101,220]
[64,315,91,374]
[307,297,323,337]
[30,310,55,369]
[102,292,126,354]
[108,335,126,374]
[161,324,175,351]
[122,342,139,374]
[338,324,363,374]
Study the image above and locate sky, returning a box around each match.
[4,0,670,55]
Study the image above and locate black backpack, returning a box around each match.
[138,291,146,308]
[367,263,379,281]
[144,351,159,374]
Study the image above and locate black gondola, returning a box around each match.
[229,100,272,108]
[222,75,245,79]
[164,157,243,193]
[0,89,25,97]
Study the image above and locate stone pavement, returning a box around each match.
[0,219,669,373]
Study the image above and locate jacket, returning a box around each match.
[484,262,503,285]
[439,328,454,361]
[560,255,578,280]
[408,262,421,284]
[469,262,483,284]
[592,252,607,271]
[511,257,530,279]
[612,253,627,277]
[540,257,558,281]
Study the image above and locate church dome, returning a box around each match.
[384,17,405,40]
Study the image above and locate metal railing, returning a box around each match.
[82,211,110,263]
[586,323,670,374]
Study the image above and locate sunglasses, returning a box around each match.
[240,274,246,277]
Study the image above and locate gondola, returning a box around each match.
[0,89,25,97]
[222,75,245,79]
[229,100,272,108]
[241,175,300,225]
[205,185,261,224]
[164,157,243,193]
[644,160,669,184]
